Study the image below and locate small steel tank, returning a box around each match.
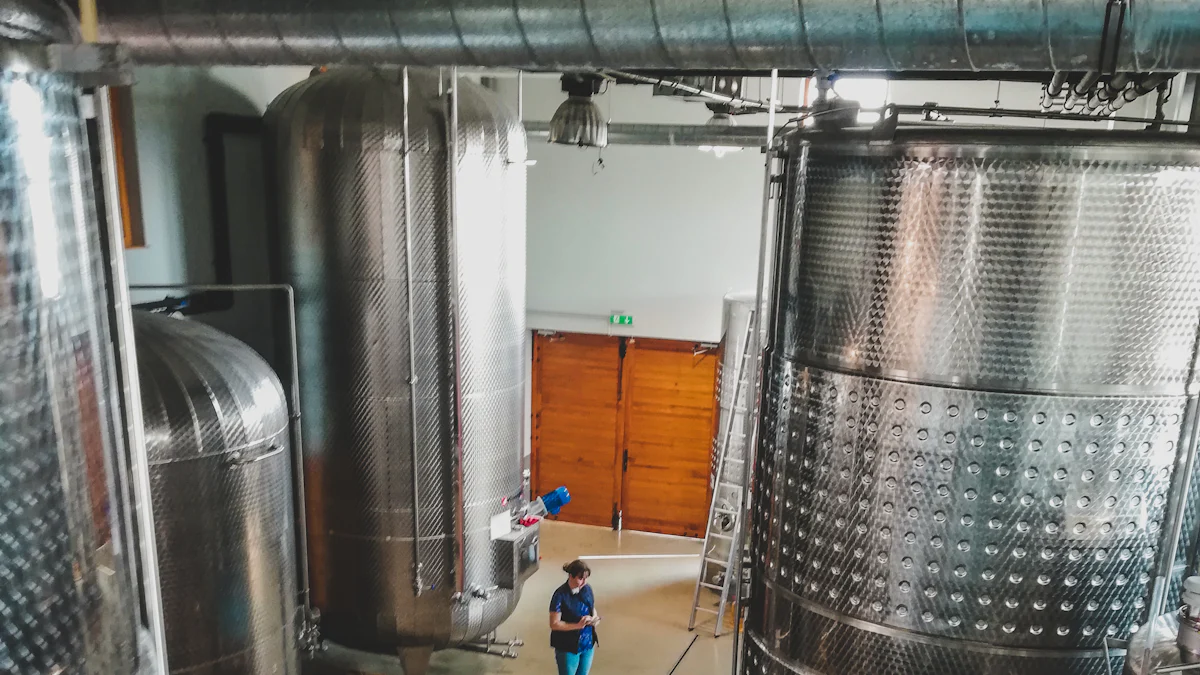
[266,67,528,667]
[135,311,299,675]
[744,128,1200,675]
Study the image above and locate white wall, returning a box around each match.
[125,66,309,358]
[497,75,781,343]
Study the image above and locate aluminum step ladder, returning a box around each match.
[688,311,756,637]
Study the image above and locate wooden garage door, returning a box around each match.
[532,333,621,528]
[621,338,719,537]
[532,331,719,537]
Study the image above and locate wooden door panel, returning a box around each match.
[532,333,620,528]
[621,339,718,537]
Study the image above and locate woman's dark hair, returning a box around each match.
[563,559,591,578]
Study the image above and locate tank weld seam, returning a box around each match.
[355,377,526,404]
[459,381,527,398]
[781,353,1192,399]
[759,576,1125,659]
[803,142,1200,163]
[462,499,518,508]
[147,425,289,465]
[326,531,451,542]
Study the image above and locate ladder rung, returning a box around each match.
[718,481,742,488]
[700,582,723,590]
[694,607,719,614]
[714,507,738,515]
[704,557,729,566]
[722,458,744,464]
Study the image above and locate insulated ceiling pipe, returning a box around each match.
[95,0,1200,72]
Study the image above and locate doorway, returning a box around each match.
[531,332,719,537]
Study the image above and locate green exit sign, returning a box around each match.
[609,314,634,326]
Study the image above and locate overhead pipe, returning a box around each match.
[1063,71,1101,111]
[445,66,468,597]
[1047,71,1070,97]
[401,66,425,598]
[95,0,1200,72]
[732,67,781,675]
[1107,72,1174,113]
[606,70,774,111]
[525,121,769,147]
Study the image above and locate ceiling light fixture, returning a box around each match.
[548,73,608,148]
[699,109,743,159]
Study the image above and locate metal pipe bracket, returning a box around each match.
[47,43,132,86]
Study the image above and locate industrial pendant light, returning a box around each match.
[548,73,608,148]
[699,108,743,158]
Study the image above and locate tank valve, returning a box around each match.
[1179,576,1200,656]
[298,606,323,656]
[412,562,424,597]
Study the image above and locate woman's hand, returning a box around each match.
[552,611,596,631]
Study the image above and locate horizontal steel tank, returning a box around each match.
[0,12,140,674]
[744,128,1200,675]
[134,311,299,675]
[265,68,528,664]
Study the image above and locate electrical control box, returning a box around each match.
[493,521,540,589]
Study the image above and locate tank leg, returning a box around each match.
[397,646,433,675]
[457,637,522,658]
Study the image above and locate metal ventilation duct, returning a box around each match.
[0,29,139,675]
[745,128,1200,675]
[0,0,72,42]
[95,0,1200,72]
[134,311,299,675]
[265,67,527,665]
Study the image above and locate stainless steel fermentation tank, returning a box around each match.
[744,129,1200,675]
[0,5,141,673]
[134,311,299,675]
[266,68,528,662]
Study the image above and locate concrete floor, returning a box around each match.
[426,520,736,675]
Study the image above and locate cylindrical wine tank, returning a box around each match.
[0,5,140,673]
[265,68,527,655]
[134,311,299,675]
[703,293,758,585]
[744,128,1200,675]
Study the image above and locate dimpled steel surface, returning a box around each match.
[0,66,138,673]
[135,311,299,675]
[745,130,1200,675]
[266,68,526,651]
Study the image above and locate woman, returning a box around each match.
[549,559,600,675]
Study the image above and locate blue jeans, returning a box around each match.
[555,648,595,675]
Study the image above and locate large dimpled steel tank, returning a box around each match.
[744,128,1200,675]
